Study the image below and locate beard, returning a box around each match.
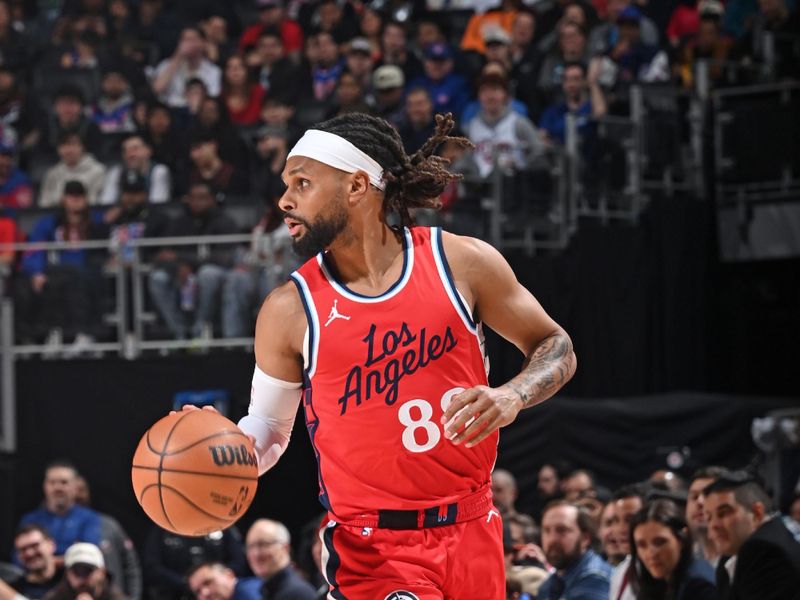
[287,193,348,260]
[545,538,584,570]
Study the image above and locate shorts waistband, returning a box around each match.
[330,487,494,530]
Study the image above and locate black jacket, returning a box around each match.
[262,566,317,600]
[717,517,800,600]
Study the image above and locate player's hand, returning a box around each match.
[441,385,523,448]
[169,404,219,416]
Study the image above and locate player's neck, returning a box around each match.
[326,220,404,290]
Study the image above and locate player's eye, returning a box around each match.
[297,179,310,189]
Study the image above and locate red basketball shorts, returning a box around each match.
[319,507,505,600]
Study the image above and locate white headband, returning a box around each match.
[286,129,386,191]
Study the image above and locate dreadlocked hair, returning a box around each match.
[312,112,473,226]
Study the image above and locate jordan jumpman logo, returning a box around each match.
[325,299,351,327]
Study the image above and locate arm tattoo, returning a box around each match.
[506,333,575,409]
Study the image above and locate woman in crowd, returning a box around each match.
[629,499,718,600]
[220,53,265,126]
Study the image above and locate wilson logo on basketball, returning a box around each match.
[208,444,257,467]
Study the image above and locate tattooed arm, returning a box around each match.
[440,233,577,447]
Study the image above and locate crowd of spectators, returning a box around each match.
[0,0,798,352]
[2,458,800,600]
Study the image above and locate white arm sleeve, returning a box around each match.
[237,366,302,476]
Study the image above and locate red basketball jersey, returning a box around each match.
[290,227,498,520]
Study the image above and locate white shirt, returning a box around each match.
[609,555,637,600]
[154,58,221,107]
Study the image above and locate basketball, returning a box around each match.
[131,409,258,536]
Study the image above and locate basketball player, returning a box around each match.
[234,112,576,599]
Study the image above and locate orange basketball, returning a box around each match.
[131,410,258,536]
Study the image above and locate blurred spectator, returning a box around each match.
[674,3,732,90]
[734,0,800,80]
[59,29,102,71]
[357,7,383,59]
[538,0,600,44]
[201,14,234,67]
[722,0,763,40]
[181,78,210,127]
[35,85,102,163]
[397,87,435,154]
[313,0,359,44]
[609,483,647,600]
[325,71,371,119]
[588,0,660,55]
[492,469,524,518]
[0,205,20,269]
[651,470,688,494]
[186,563,260,600]
[143,103,183,177]
[143,526,246,600]
[188,96,249,168]
[705,471,800,599]
[599,501,626,566]
[42,543,127,600]
[667,0,704,47]
[10,525,63,599]
[344,37,376,98]
[538,2,594,54]
[221,54,265,127]
[17,461,102,558]
[408,43,471,118]
[510,10,544,112]
[790,492,800,526]
[539,60,607,147]
[0,66,37,155]
[129,0,180,65]
[563,469,598,501]
[17,182,107,350]
[307,31,343,105]
[244,520,316,600]
[224,202,297,338]
[249,120,291,202]
[100,135,172,206]
[257,95,300,148]
[239,0,304,63]
[483,27,515,76]
[91,70,136,135]
[537,20,591,104]
[104,169,170,265]
[537,501,612,599]
[611,7,670,83]
[629,499,717,599]
[372,65,406,127]
[294,516,328,598]
[0,0,32,72]
[538,463,566,504]
[39,132,106,208]
[152,27,221,109]
[462,62,530,124]
[0,137,33,208]
[188,132,248,196]
[249,28,302,104]
[460,0,519,55]
[503,518,548,600]
[147,181,239,340]
[378,21,423,83]
[463,72,544,179]
[414,18,447,56]
[73,476,142,600]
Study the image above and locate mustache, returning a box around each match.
[282,211,311,228]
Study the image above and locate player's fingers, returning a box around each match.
[201,405,219,412]
[450,407,496,445]
[441,387,482,423]
[445,396,491,439]
[180,404,200,412]
[464,415,503,448]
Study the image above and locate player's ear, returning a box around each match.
[347,170,370,203]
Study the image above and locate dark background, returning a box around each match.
[1,195,798,559]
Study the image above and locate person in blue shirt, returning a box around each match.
[187,562,262,600]
[537,501,612,599]
[17,460,102,561]
[538,60,607,147]
[408,43,471,118]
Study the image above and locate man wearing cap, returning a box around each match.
[604,6,670,87]
[588,0,660,56]
[42,543,127,600]
[345,37,376,96]
[99,135,171,206]
[704,471,800,599]
[408,43,471,118]
[239,0,303,63]
[372,65,405,127]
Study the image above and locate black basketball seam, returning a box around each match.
[145,427,159,455]
[158,483,235,523]
[132,465,256,480]
[161,430,250,455]
[157,412,192,531]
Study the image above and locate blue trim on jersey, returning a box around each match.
[322,523,347,600]
[290,275,331,512]
[317,227,413,303]
[289,271,319,376]
[432,227,477,331]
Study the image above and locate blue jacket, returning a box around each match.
[21,212,107,276]
[18,505,102,557]
[537,549,612,600]
[408,73,471,118]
